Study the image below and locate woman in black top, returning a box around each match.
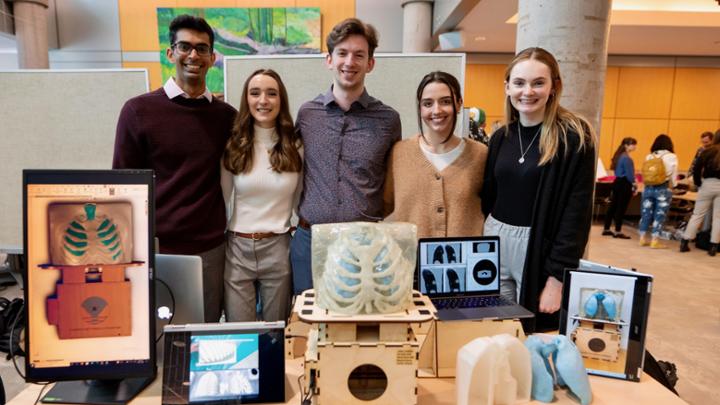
[482,47,596,331]
[680,131,720,256]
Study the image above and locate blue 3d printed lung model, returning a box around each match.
[525,335,592,405]
[42,202,141,339]
[570,288,626,363]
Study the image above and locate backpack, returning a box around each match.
[0,297,25,359]
[641,153,667,186]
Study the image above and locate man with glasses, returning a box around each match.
[113,15,236,322]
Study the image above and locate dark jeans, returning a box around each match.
[289,226,313,295]
[604,177,633,232]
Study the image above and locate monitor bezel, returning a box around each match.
[22,169,157,383]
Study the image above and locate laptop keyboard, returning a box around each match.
[434,295,513,309]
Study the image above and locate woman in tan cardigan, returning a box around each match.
[384,71,488,238]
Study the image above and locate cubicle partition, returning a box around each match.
[0,69,149,252]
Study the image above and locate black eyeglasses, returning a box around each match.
[171,41,212,56]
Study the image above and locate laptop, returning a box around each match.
[161,321,286,404]
[416,236,534,321]
[155,254,205,351]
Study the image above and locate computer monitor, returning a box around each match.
[23,169,156,404]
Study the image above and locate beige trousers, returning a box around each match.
[224,233,292,322]
[683,178,720,244]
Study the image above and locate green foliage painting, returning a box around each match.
[157,7,321,94]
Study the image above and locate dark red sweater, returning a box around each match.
[113,88,237,254]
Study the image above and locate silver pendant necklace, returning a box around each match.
[517,122,542,164]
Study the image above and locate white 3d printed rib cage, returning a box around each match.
[311,222,417,314]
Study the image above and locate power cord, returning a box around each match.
[302,390,314,405]
[9,308,25,380]
[155,278,175,344]
[33,382,50,405]
[297,374,305,403]
[297,374,314,405]
[9,316,51,403]
[298,369,316,405]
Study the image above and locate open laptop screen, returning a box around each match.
[417,236,500,298]
[162,322,285,404]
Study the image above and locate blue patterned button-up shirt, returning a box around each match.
[296,87,401,224]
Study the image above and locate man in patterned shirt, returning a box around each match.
[290,18,402,295]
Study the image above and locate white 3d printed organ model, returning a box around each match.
[456,334,531,405]
[198,341,236,365]
[191,371,256,399]
[312,222,416,314]
[194,372,220,397]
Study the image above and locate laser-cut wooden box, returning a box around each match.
[295,290,434,405]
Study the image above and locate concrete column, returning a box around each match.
[402,0,433,53]
[10,0,49,69]
[516,0,611,135]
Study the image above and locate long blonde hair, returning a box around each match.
[503,47,596,165]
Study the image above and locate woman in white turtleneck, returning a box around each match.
[221,69,302,322]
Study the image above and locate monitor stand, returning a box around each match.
[41,377,154,405]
